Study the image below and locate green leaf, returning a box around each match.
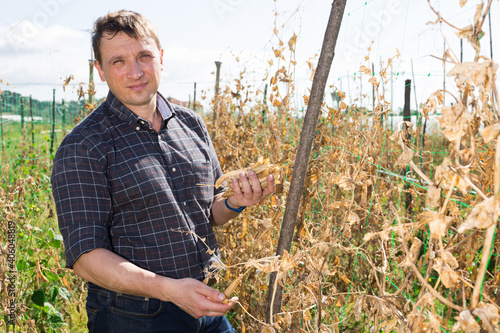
[44,303,65,327]
[49,285,59,302]
[31,289,46,307]
[48,228,62,248]
[17,259,28,271]
[45,270,59,283]
[58,287,71,301]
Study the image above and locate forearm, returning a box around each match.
[211,194,241,226]
[73,247,235,318]
[73,248,171,300]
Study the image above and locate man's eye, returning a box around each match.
[113,60,123,64]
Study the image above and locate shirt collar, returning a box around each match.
[105,91,175,130]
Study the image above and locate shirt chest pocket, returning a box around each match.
[186,160,215,205]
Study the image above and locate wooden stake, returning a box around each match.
[265,0,347,323]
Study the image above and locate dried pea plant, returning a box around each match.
[205,1,500,332]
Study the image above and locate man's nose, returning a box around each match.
[127,60,144,80]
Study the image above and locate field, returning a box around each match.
[1,1,500,332]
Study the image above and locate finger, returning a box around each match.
[239,172,253,197]
[231,176,243,196]
[262,174,276,198]
[197,283,227,303]
[247,171,263,198]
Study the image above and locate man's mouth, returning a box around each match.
[128,82,148,91]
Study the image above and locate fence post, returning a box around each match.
[30,95,34,147]
[50,89,56,154]
[372,62,375,110]
[0,95,3,162]
[20,99,25,130]
[62,99,66,136]
[262,83,268,122]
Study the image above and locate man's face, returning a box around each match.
[94,32,163,112]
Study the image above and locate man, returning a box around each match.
[51,10,275,332]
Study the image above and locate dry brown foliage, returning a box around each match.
[204,1,500,332]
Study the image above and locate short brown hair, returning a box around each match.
[92,10,162,64]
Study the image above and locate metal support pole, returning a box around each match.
[372,62,375,110]
[193,82,197,112]
[50,89,56,154]
[30,95,34,146]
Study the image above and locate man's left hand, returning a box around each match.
[226,171,275,208]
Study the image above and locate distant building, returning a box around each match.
[166,97,203,112]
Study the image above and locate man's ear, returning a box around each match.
[160,49,164,71]
[94,60,106,82]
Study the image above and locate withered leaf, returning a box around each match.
[400,237,422,268]
[447,60,498,92]
[456,24,474,40]
[480,123,500,143]
[440,250,459,269]
[363,229,390,242]
[439,104,472,142]
[396,145,413,166]
[415,292,435,309]
[432,257,460,288]
[347,212,360,224]
[452,310,480,333]
[426,185,441,209]
[458,197,497,233]
[427,312,443,332]
[472,302,500,331]
[420,211,453,239]
[332,174,355,191]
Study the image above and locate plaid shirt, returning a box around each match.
[51,91,223,280]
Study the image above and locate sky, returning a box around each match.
[0,0,498,113]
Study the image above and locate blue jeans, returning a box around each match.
[86,282,236,333]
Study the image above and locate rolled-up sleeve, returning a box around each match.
[51,136,113,269]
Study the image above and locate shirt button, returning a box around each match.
[135,126,140,131]
[183,202,187,206]
[140,120,145,125]
[172,167,176,172]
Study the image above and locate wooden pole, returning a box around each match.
[489,10,493,59]
[403,80,412,131]
[212,61,222,139]
[443,41,446,106]
[403,79,412,213]
[265,0,347,323]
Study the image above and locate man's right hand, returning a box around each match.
[162,278,237,319]
[73,248,236,320]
